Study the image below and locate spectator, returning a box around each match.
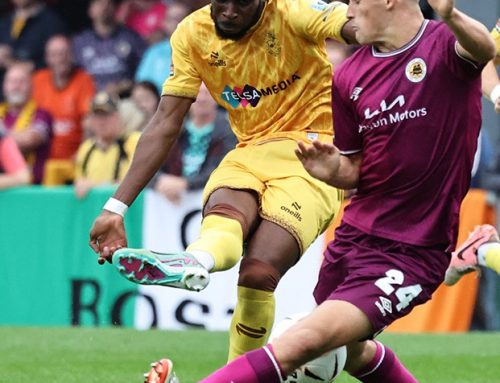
[72,0,147,96]
[130,80,159,126]
[0,61,52,184]
[74,91,140,198]
[153,83,236,204]
[33,35,96,186]
[116,0,168,45]
[135,0,190,94]
[0,124,30,189]
[0,0,67,69]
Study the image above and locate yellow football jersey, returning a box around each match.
[162,0,348,146]
[493,19,500,56]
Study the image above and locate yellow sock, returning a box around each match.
[484,249,500,274]
[187,215,243,272]
[227,286,275,362]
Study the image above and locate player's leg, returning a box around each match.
[112,147,263,290]
[310,225,448,382]
[112,188,259,290]
[228,219,300,361]
[187,187,260,272]
[227,155,342,359]
[445,224,500,285]
[345,340,417,382]
[200,300,373,382]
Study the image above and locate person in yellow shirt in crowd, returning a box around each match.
[74,91,140,199]
[89,0,355,371]
[0,61,52,184]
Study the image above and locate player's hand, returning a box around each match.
[427,0,455,20]
[89,210,127,265]
[295,140,341,185]
[495,98,500,114]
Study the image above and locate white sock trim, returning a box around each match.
[477,243,500,267]
[189,250,215,271]
[357,341,386,378]
[263,345,284,383]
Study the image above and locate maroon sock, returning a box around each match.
[200,345,284,383]
[353,341,419,383]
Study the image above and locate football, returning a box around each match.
[270,312,347,383]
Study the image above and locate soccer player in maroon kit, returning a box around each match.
[146,0,496,382]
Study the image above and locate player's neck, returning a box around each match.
[374,13,424,53]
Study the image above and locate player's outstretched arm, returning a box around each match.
[89,95,194,263]
[295,140,362,190]
[482,61,500,113]
[428,0,496,63]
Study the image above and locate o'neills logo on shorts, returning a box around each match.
[281,205,302,222]
[221,73,301,109]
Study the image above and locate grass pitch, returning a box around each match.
[1,327,499,383]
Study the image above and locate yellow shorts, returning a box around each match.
[203,138,343,254]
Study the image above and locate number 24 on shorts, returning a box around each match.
[375,269,423,312]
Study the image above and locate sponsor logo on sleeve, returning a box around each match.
[310,0,328,11]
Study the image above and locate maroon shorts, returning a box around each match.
[313,223,450,335]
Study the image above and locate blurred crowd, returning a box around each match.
[0,0,237,199]
[0,0,436,199]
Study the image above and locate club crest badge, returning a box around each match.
[265,32,281,57]
[405,58,427,83]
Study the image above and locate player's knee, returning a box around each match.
[238,258,281,292]
[204,202,252,237]
[344,340,376,374]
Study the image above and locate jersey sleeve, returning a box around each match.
[435,23,484,80]
[161,22,201,99]
[331,73,362,154]
[288,0,348,43]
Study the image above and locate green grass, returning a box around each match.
[0,328,499,382]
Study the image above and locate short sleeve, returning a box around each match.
[161,23,201,99]
[288,0,348,44]
[331,73,362,154]
[435,23,484,80]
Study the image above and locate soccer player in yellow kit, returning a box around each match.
[445,19,500,286]
[89,0,355,363]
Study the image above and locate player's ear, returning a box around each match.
[385,0,396,10]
